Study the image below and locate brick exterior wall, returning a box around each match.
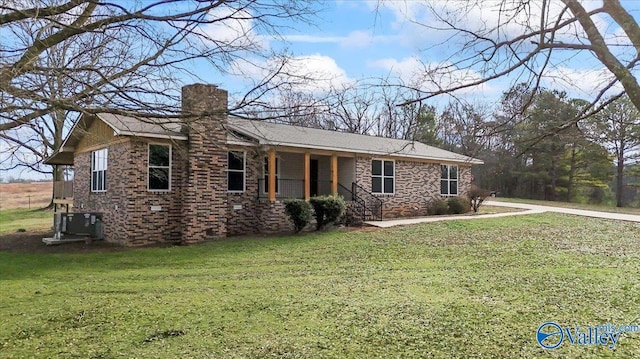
[226,148,295,236]
[73,142,131,245]
[226,149,261,235]
[73,140,188,245]
[181,84,229,243]
[72,84,478,246]
[125,140,187,245]
[354,156,473,219]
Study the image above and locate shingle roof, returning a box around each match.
[228,117,483,164]
[47,113,483,165]
[96,113,187,140]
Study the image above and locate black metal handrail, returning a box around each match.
[337,182,354,200]
[351,182,383,221]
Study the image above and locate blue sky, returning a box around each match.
[192,0,640,108]
[3,0,640,181]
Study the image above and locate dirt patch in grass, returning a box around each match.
[0,230,126,254]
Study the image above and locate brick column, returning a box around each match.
[181,84,228,243]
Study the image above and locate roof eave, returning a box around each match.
[259,140,483,164]
[117,130,188,141]
[44,151,74,165]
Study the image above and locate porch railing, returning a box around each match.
[257,179,355,200]
[351,182,383,221]
[257,178,304,199]
[53,180,73,199]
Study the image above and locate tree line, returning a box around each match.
[3,1,640,208]
[261,82,640,207]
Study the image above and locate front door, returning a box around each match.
[310,159,319,197]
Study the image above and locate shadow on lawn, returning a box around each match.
[0,230,125,254]
[0,228,350,280]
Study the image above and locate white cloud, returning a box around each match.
[542,66,623,98]
[197,5,267,50]
[339,30,375,48]
[230,54,352,93]
[281,30,394,49]
[281,34,345,43]
[369,56,493,96]
[377,0,610,50]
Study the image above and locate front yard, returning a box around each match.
[1,213,639,358]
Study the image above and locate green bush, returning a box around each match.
[447,196,471,214]
[427,199,449,215]
[309,195,346,230]
[469,186,491,213]
[284,199,313,233]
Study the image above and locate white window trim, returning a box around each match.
[148,143,172,192]
[91,148,108,193]
[371,159,395,195]
[227,151,246,193]
[262,157,280,194]
[440,164,459,197]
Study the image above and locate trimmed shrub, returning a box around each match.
[447,196,471,214]
[284,199,312,233]
[340,202,363,227]
[309,195,346,230]
[427,199,449,215]
[469,185,491,213]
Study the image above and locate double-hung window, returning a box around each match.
[263,157,280,194]
[228,151,245,192]
[372,159,394,194]
[149,144,171,191]
[440,164,458,196]
[91,148,108,192]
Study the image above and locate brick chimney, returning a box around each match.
[181,84,228,243]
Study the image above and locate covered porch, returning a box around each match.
[45,151,75,207]
[256,150,355,200]
[53,180,74,203]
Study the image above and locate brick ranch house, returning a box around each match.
[47,84,483,246]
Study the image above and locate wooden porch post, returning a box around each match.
[304,152,311,200]
[331,154,338,195]
[268,148,276,202]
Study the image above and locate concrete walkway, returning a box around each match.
[364,200,640,228]
[484,200,640,223]
[364,208,544,228]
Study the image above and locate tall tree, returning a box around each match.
[479,85,613,201]
[439,101,490,157]
[583,96,640,207]
[0,0,318,186]
[394,1,640,118]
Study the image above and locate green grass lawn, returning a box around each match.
[2,213,640,358]
[0,208,51,234]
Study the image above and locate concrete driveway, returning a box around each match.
[364,200,640,228]
[484,200,640,223]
